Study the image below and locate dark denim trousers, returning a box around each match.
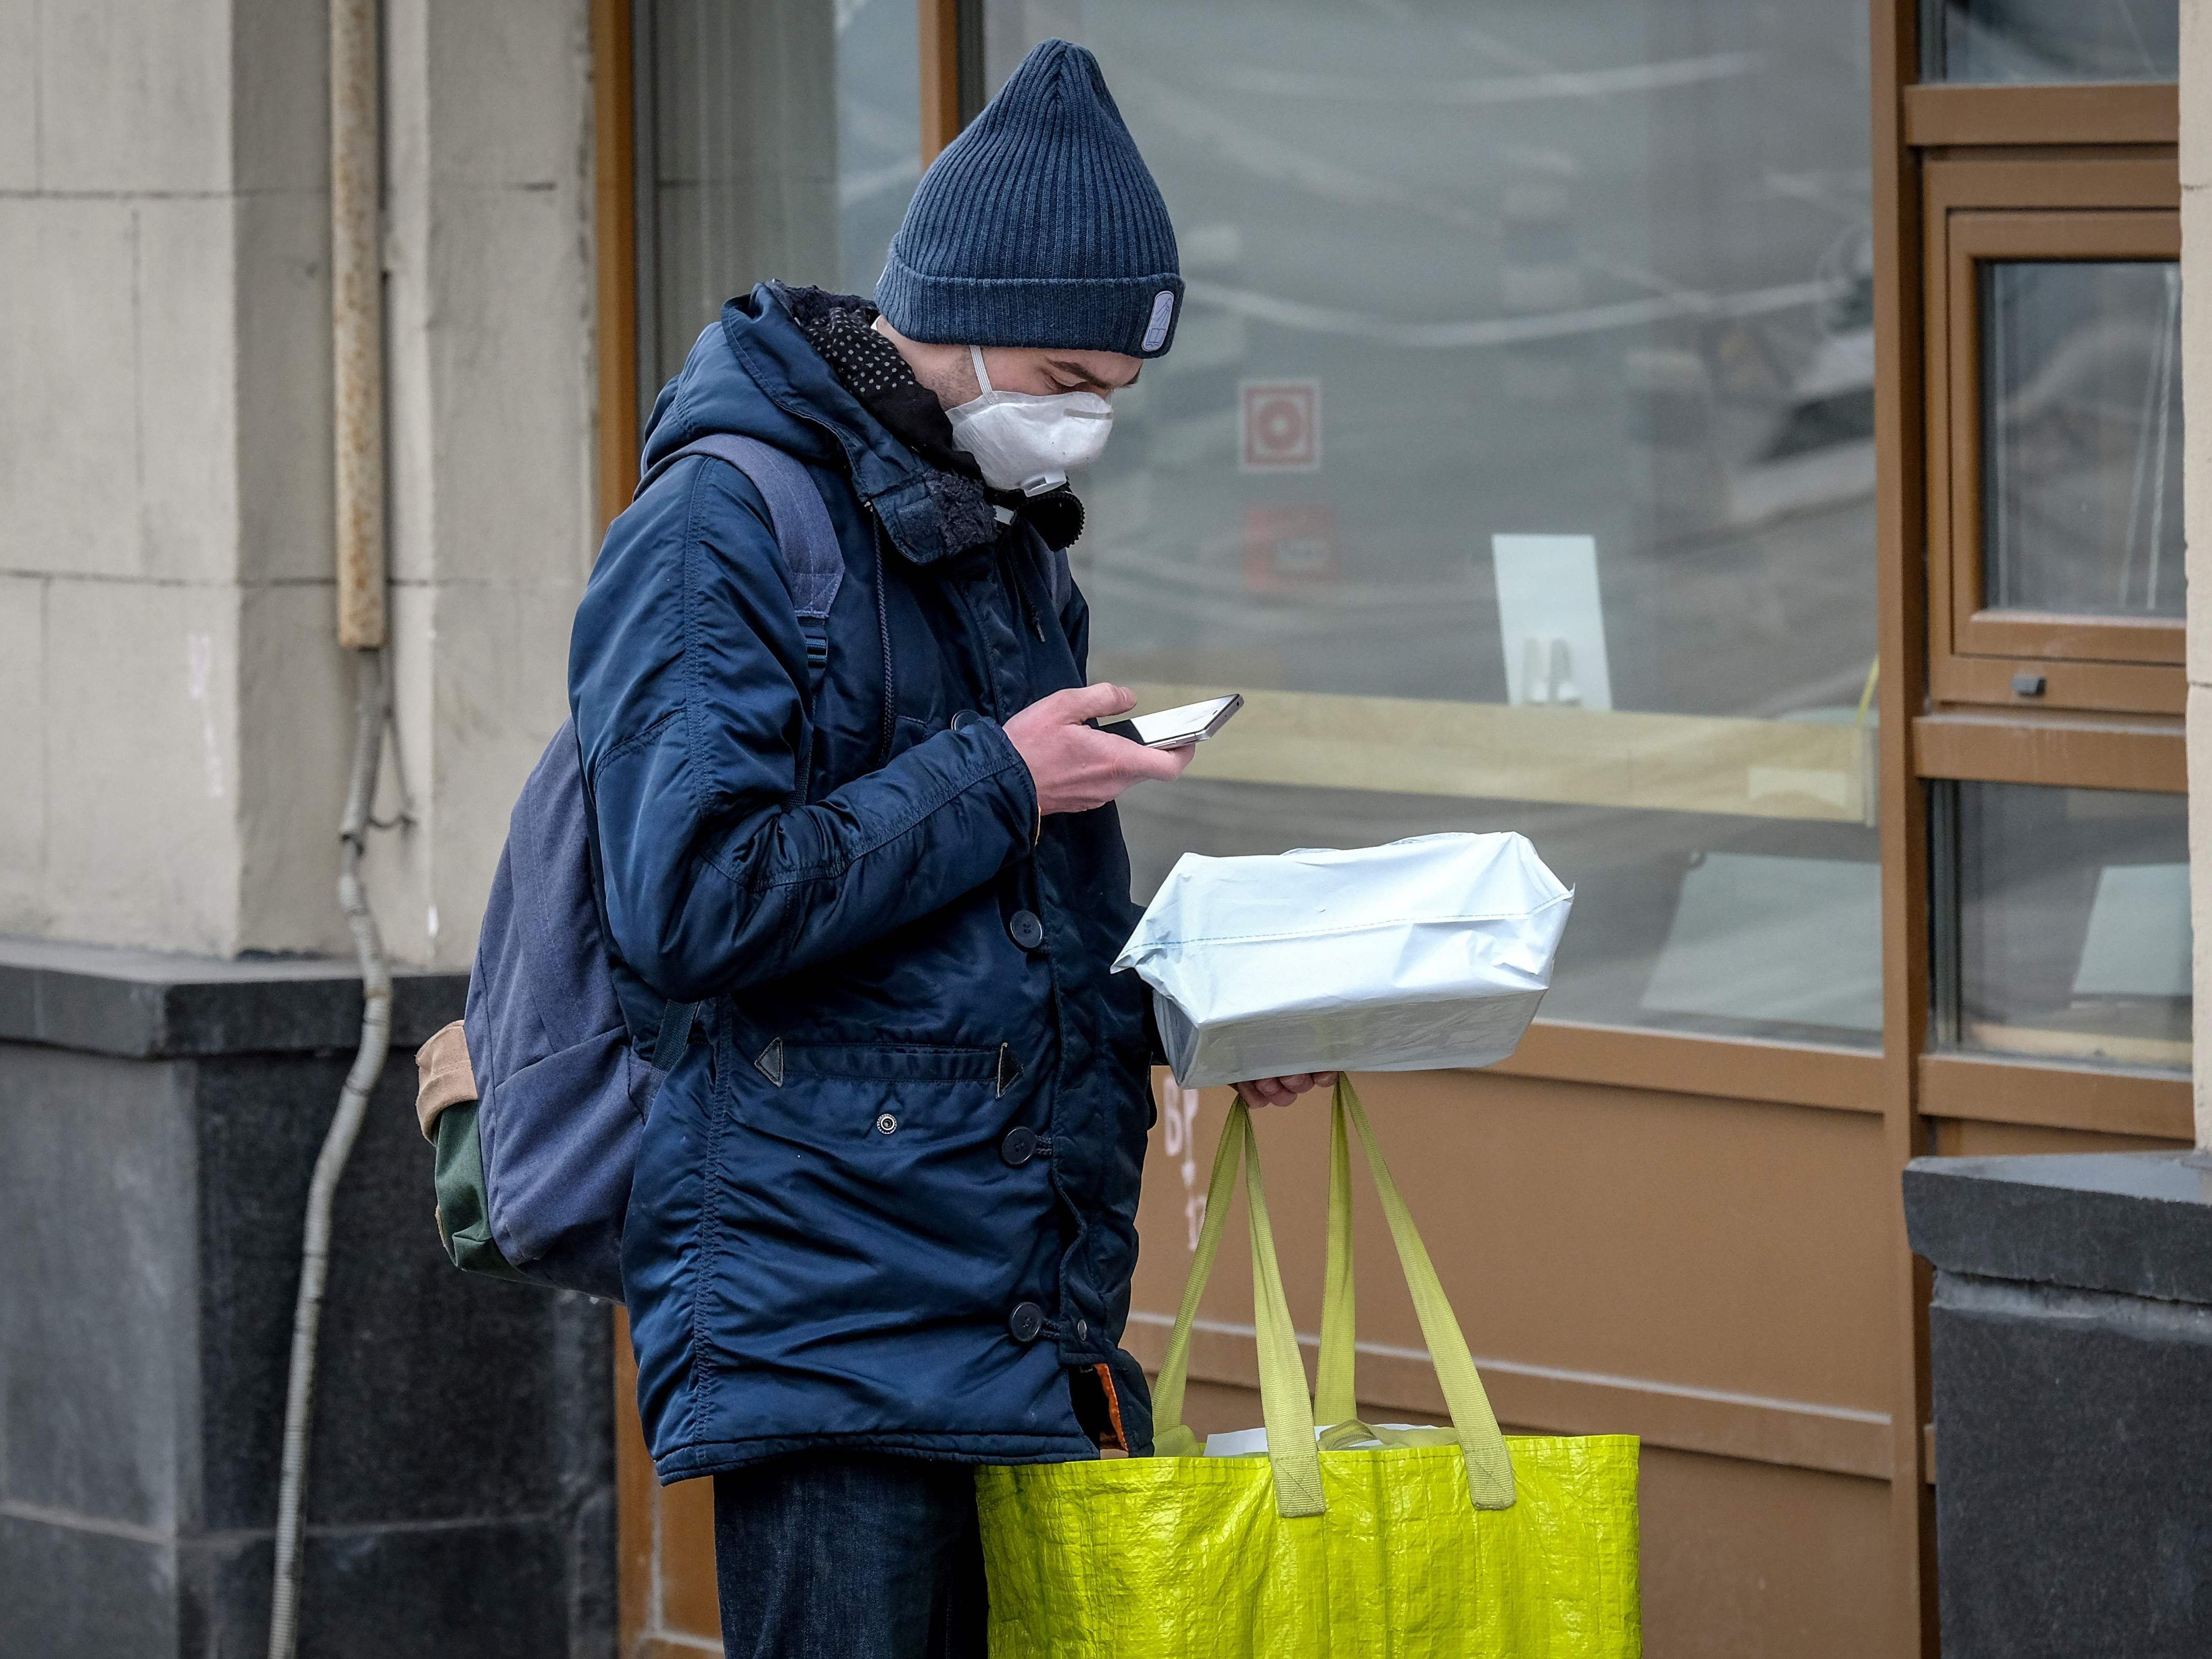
[712,1452,987,1659]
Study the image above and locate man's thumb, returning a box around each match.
[1057,682,1137,722]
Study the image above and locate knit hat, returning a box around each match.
[875,40,1182,359]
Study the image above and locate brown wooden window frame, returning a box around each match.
[1899,98,2186,1092]
[1879,47,2189,1646]
[1920,162,2183,717]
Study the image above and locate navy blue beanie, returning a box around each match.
[876,40,1182,359]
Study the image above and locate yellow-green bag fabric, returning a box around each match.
[977,1078,1640,1657]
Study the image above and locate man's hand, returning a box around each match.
[1234,1072,1335,1108]
[1003,684,1194,816]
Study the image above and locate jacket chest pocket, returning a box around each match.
[722,1036,1030,1157]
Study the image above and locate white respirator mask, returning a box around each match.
[944,345,1114,495]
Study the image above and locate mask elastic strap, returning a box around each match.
[969,344,994,397]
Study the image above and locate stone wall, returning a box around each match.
[375,0,603,971]
[0,939,615,1658]
[0,6,619,1651]
[0,0,342,954]
[0,0,597,970]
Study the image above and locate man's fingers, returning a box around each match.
[1231,1073,1338,1108]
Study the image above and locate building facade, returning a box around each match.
[2,2,2205,1655]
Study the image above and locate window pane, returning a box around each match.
[987,1,1882,1045]
[1920,0,2178,83]
[1980,260,2183,619]
[641,0,919,395]
[1940,782,2189,1072]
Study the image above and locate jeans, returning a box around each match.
[712,1452,988,1659]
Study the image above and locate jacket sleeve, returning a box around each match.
[571,459,1038,1003]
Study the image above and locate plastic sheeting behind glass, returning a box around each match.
[638,0,920,402]
[1936,783,2189,1072]
[1920,0,2179,84]
[987,0,1882,1046]
[1981,260,2183,619]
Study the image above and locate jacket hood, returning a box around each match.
[639,283,984,568]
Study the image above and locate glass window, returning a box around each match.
[636,0,920,402]
[1936,782,2190,1071]
[1981,260,2183,619]
[986,0,1882,1045]
[1920,0,2179,83]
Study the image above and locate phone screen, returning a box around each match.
[1114,695,1243,748]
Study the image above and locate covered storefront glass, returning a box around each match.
[987,1,1883,1045]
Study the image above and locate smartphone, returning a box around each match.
[1097,694,1243,749]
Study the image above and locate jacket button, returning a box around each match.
[875,1113,898,1135]
[1008,1302,1046,1343]
[1076,1319,1088,1341]
[950,710,979,731]
[1001,1126,1038,1166]
[1008,909,1045,951]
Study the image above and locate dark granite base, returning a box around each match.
[0,937,616,1659]
[1907,1153,2212,1659]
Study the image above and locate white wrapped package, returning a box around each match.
[1114,833,1573,1088]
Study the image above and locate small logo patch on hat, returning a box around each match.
[1142,290,1175,352]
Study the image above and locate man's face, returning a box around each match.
[871,317,1140,410]
[966,345,1141,400]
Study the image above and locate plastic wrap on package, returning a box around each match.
[1114,832,1572,1088]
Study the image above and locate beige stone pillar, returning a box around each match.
[0,1,596,970]
[370,0,600,970]
[0,0,348,956]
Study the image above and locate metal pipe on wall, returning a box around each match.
[332,0,386,650]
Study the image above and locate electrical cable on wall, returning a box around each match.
[268,650,395,1658]
[269,1,389,1652]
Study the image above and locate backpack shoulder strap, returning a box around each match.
[623,436,845,1066]
[635,434,845,682]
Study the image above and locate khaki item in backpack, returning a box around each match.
[415,1020,477,1139]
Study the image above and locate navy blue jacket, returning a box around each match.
[571,287,1155,1481]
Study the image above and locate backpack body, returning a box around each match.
[426,433,844,1301]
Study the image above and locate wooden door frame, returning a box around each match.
[593,0,639,539]
[1867,6,1937,1646]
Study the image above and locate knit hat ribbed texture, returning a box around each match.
[875,40,1182,359]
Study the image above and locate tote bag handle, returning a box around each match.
[1151,1077,1516,1517]
[1152,1102,1324,1515]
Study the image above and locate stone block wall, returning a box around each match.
[0,4,621,1650]
[0,939,615,1658]
[377,0,602,971]
[0,0,598,970]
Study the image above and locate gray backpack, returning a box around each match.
[415,434,843,1302]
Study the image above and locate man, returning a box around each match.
[570,40,1329,1658]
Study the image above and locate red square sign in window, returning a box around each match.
[1244,505,1338,590]
[1240,380,1321,471]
